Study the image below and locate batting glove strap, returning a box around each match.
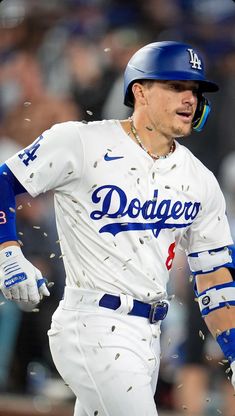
[0,245,50,303]
[216,328,235,364]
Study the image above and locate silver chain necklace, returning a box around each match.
[129,117,175,160]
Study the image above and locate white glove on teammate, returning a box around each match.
[0,245,50,304]
[231,361,235,389]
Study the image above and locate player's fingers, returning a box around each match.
[36,276,50,297]
[27,282,40,304]
[18,284,29,302]
[1,287,12,300]
[10,286,20,301]
[38,283,50,297]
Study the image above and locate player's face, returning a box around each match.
[142,80,199,139]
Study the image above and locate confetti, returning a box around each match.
[24,118,31,122]
[9,207,15,213]
[93,161,98,168]
[94,411,99,416]
[111,326,116,332]
[104,48,111,52]
[86,110,93,115]
[49,253,55,258]
[24,101,31,107]
[33,225,40,229]
[115,353,120,360]
[127,386,132,392]
[199,330,205,340]
[32,308,40,313]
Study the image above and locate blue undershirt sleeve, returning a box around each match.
[0,163,27,243]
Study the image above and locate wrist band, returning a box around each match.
[217,328,235,363]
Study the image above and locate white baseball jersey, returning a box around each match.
[6,120,233,302]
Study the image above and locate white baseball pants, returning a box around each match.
[48,287,161,416]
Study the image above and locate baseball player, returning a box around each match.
[0,41,235,416]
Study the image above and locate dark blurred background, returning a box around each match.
[0,0,235,415]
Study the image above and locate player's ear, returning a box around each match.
[132,82,147,105]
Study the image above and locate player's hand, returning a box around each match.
[0,245,50,304]
[231,361,235,389]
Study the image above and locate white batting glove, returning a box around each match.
[0,245,50,304]
[231,361,235,389]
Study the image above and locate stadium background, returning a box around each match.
[0,0,235,415]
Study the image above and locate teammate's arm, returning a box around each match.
[0,164,49,303]
[195,266,235,388]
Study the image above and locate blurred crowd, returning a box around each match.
[0,0,235,415]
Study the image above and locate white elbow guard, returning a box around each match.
[188,246,233,274]
[198,281,235,317]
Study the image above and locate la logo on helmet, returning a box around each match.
[187,49,202,70]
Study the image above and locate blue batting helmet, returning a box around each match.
[124,41,219,132]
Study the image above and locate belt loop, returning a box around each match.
[115,294,134,314]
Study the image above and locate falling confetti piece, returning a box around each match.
[0,301,5,306]
[32,308,40,313]
[50,253,55,258]
[139,238,144,244]
[24,101,31,107]
[171,164,176,169]
[165,185,170,189]
[199,330,205,340]
[17,205,23,210]
[86,110,93,115]
[33,225,40,229]
[127,386,132,392]
[177,384,183,389]
[24,118,31,122]
[18,232,24,236]
[47,282,54,288]
[115,353,120,360]
[111,326,115,332]
[9,207,15,213]
[104,48,111,52]
[43,232,48,237]
[93,161,98,168]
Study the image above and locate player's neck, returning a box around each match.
[120,115,175,160]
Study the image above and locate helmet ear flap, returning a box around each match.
[192,95,211,132]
